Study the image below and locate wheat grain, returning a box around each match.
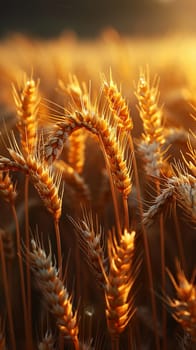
[136,69,165,177]
[44,121,79,165]
[26,154,62,220]
[0,171,17,203]
[59,75,89,111]
[38,331,55,350]
[143,184,175,226]
[166,262,196,341]
[54,160,90,203]
[69,209,107,288]
[29,239,79,349]
[12,77,40,155]
[68,129,86,174]
[44,111,132,197]
[169,166,196,223]
[74,111,132,198]
[181,137,196,176]
[105,229,137,335]
[0,229,15,260]
[103,75,133,131]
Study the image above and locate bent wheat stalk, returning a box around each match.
[44,111,132,237]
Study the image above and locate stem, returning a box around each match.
[173,203,186,273]
[24,175,32,339]
[111,336,119,350]
[59,334,64,350]
[155,179,167,350]
[128,134,160,350]
[73,337,80,350]
[159,213,167,350]
[99,136,121,239]
[123,196,129,229]
[0,235,16,350]
[54,219,62,279]
[11,203,30,348]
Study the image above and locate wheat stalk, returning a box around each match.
[0,319,6,350]
[0,232,16,350]
[0,157,30,348]
[3,137,63,273]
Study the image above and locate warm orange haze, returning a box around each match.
[0,4,195,348]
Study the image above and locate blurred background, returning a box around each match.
[0,0,195,38]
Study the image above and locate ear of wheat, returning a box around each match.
[105,229,138,337]
[169,165,196,223]
[29,238,80,349]
[54,160,90,203]
[12,77,40,156]
[69,209,107,288]
[38,331,55,350]
[166,262,196,341]
[102,74,133,132]
[0,171,17,203]
[135,69,166,177]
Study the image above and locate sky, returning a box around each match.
[0,0,195,37]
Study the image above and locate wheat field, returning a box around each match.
[0,31,195,350]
